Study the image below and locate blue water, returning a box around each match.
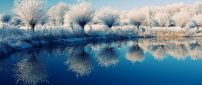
[1,38,202,85]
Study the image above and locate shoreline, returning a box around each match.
[0,36,143,56]
[1,35,201,56]
[0,26,202,56]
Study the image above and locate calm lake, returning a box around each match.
[1,37,202,85]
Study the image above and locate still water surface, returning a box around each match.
[1,38,202,85]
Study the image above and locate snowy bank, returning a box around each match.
[0,37,137,56]
[139,27,198,37]
[0,25,201,55]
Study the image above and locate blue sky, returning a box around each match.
[0,0,198,13]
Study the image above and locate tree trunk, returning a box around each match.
[137,25,140,29]
[197,25,200,33]
[30,23,36,32]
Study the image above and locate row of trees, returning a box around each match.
[125,2,202,29]
[1,0,202,32]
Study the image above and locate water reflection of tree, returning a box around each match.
[189,41,202,50]
[37,46,68,58]
[14,52,48,85]
[150,45,167,61]
[137,38,202,61]
[168,44,188,60]
[189,41,202,60]
[111,40,128,49]
[65,46,93,77]
[96,46,119,67]
[126,45,145,63]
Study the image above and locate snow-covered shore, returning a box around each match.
[0,25,201,55]
[0,35,140,56]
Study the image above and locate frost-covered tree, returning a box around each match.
[127,9,146,28]
[39,16,48,26]
[1,14,12,23]
[95,7,119,28]
[0,14,12,28]
[192,14,202,29]
[13,0,47,32]
[0,15,3,27]
[120,11,129,25]
[138,6,156,27]
[173,10,191,28]
[48,2,69,26]
[192,1,202,15]
[11,16,22,26]
[165,3,185,16]
[64,2,94,29]
[153,11,171,27]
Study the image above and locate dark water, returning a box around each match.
[1,38,202,85]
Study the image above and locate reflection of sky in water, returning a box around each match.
[1,38,202,85]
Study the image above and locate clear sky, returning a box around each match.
[0,0,198,13]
